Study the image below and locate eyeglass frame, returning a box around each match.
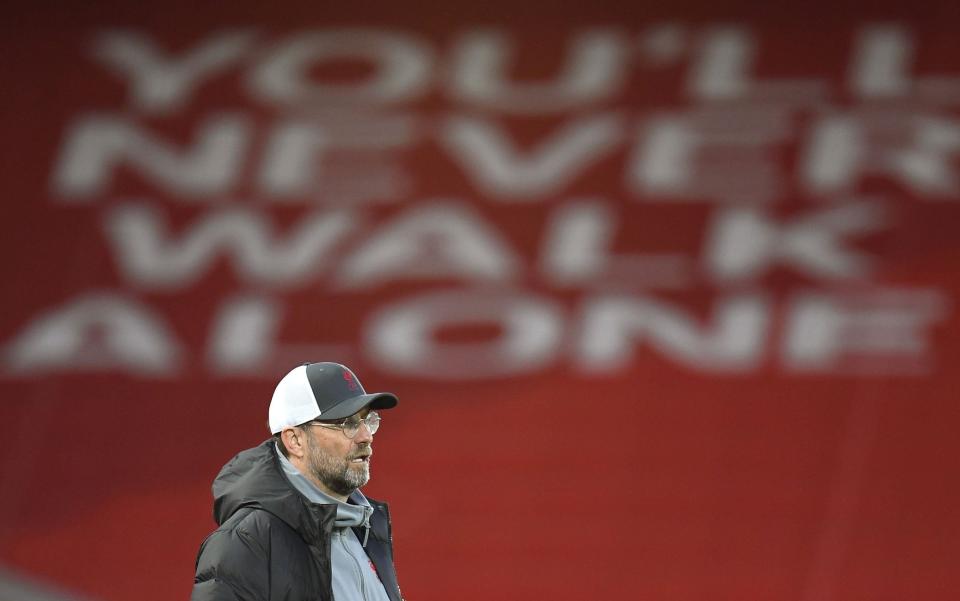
[301,411,381,439]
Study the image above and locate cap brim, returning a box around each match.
[316,392,398,421]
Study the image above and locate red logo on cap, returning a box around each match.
[343,370,359,391]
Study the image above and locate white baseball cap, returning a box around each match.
[268,362,398,434]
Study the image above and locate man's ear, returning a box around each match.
[280,428,306,459]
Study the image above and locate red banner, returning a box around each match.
[1,3,959,600]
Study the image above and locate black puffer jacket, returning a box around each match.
[192,440,402,601]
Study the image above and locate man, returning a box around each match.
[192,362,403,601]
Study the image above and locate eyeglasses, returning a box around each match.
[304,412,381,439]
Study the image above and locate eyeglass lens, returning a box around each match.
[344,412,380,438]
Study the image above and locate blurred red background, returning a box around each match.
[1,2,959,600]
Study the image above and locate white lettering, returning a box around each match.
[207,295,280,373]
[540,200,691,287]
[450,30,626,112]
[248,30,432,106]
[803,112,960,197]
[93,30,254,113]
[783,289,945,373]
[337,202,519,288]
[849,25,912,98]
[4,292,181,374]
[257,114,415,199]
[628,108,789,202]
[578,294,768,371]
[441,114,622,199]
[688,26,826,103]
[52,114,249,200]
[104,204,355,288]
[704,202,885,281]
[365,290,563,379]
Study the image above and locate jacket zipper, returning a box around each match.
[339,529,370,600]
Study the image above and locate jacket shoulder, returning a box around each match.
[193,508,298,601]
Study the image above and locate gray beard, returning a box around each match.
[308,446,370,497]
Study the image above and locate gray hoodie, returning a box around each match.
[276,443,392,601]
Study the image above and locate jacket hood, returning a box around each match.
[211,439,333,545]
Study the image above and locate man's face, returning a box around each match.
[302,408,374,497]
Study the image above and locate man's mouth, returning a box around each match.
[349,453,371,464]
